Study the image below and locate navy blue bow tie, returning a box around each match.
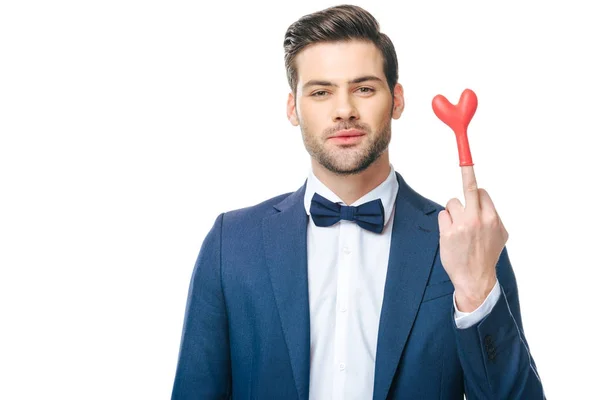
[309,192,385,233]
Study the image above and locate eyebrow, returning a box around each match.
[301,75,384,91]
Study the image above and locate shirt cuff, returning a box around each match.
[453,279,501,329]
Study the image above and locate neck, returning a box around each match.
[311,152,391,205]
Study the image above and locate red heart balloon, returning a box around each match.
[432,89,478,166]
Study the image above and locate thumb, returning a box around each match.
[438,209,452,234]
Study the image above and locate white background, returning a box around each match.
[1,1,598,398]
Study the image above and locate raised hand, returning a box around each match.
[433,89,508,312]
[438,166,508,312]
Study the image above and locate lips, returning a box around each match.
[329,129,366,138]
[328,129,365,145]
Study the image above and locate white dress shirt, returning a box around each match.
[304,163,501,400]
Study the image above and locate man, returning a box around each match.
[171,4,545,399]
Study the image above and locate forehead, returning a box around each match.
[295,40,385,83]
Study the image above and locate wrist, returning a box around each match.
[454,277,497,313]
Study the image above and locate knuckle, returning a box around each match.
[456,223,469,234]
[482,213,499,226]
[446,198,462,209]
[465,184,478,193]
[470,219,482,230]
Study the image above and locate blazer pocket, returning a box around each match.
[422,280,455,303]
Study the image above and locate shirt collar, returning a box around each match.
[303,163,399,226]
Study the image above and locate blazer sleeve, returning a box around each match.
[453,247,546,399]
[171,213,232,400]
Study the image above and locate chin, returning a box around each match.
[327,158,369,174]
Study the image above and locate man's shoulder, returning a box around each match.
[396,172,445,216]
[216,189,299,230]
[228,191,294,216]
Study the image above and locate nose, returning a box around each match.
[332,92,359,122]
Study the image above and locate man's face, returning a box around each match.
[287,40,404,175]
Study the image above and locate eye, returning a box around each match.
[311,90,329,97]
[357,87,375,94]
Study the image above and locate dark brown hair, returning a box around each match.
[283,4,398,97]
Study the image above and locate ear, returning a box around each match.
[392,83,405,119]
[287,92,299,126]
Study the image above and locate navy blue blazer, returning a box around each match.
[172,172,545,399]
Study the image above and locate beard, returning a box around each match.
[299,117,392,176]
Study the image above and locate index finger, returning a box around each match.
[461,165,480,211]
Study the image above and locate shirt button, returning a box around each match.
[339,363,346,371]
[342,247,351,255]
[340,306,347,312]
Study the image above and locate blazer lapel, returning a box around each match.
[372,172,441,400]
[262,183,310,400]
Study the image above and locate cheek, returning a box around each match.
[361,96,390,117]
[360,111,387,133]
[374,97,393,116]
[300,102,324,120]
[372,105,393,128]
[299,105,327,131]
